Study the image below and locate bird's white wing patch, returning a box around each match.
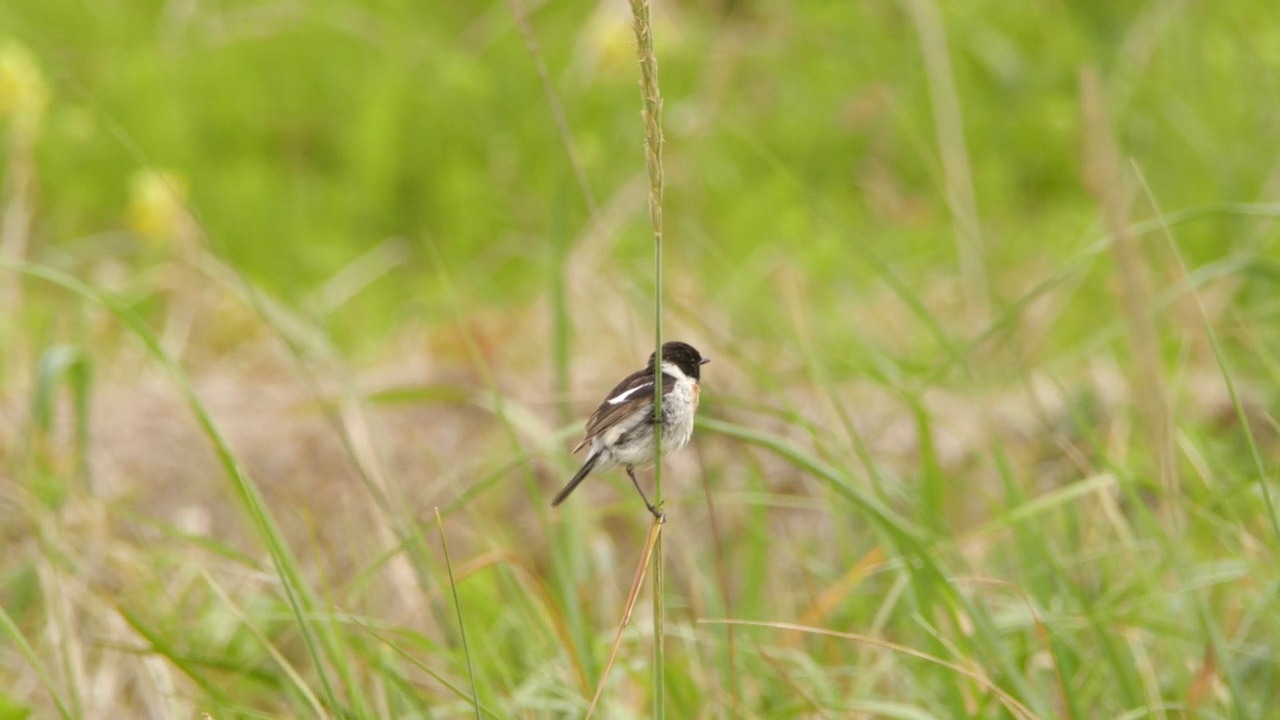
[607,381,653,405]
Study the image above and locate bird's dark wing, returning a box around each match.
[573,369,676,453]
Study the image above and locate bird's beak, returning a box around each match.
[701,358,711,365]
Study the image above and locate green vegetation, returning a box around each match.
[2,0,1278,717]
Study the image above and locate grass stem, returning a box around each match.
[1081,68,1181,531]
[626,0,667,713]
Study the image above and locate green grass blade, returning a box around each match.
[0,604,73,720]
[435,509,482,720]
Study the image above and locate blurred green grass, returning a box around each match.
[2,0,1279,717]
[3,0,1275,356]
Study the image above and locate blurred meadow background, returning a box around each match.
[2,0,1279,717]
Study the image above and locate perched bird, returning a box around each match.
[552,341,710,518]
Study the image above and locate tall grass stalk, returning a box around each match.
[1080,68,1181,531]
[626,0,668,715]
[905,0,988,328]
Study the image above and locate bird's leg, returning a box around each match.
[626,465,665,522]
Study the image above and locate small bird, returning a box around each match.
[552,341,710,518]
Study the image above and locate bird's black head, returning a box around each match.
[650,341,710,381]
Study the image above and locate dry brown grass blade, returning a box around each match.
[957,577,1071,720]
[1080,67,1180,530]
[585,516,664,719]
[1185,643,1217,709]
[699,619,1042,720]
[793,545,886,637]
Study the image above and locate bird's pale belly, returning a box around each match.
[659,381,697,452]
[597,381,698,468]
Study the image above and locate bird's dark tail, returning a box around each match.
[552,452,600,508]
